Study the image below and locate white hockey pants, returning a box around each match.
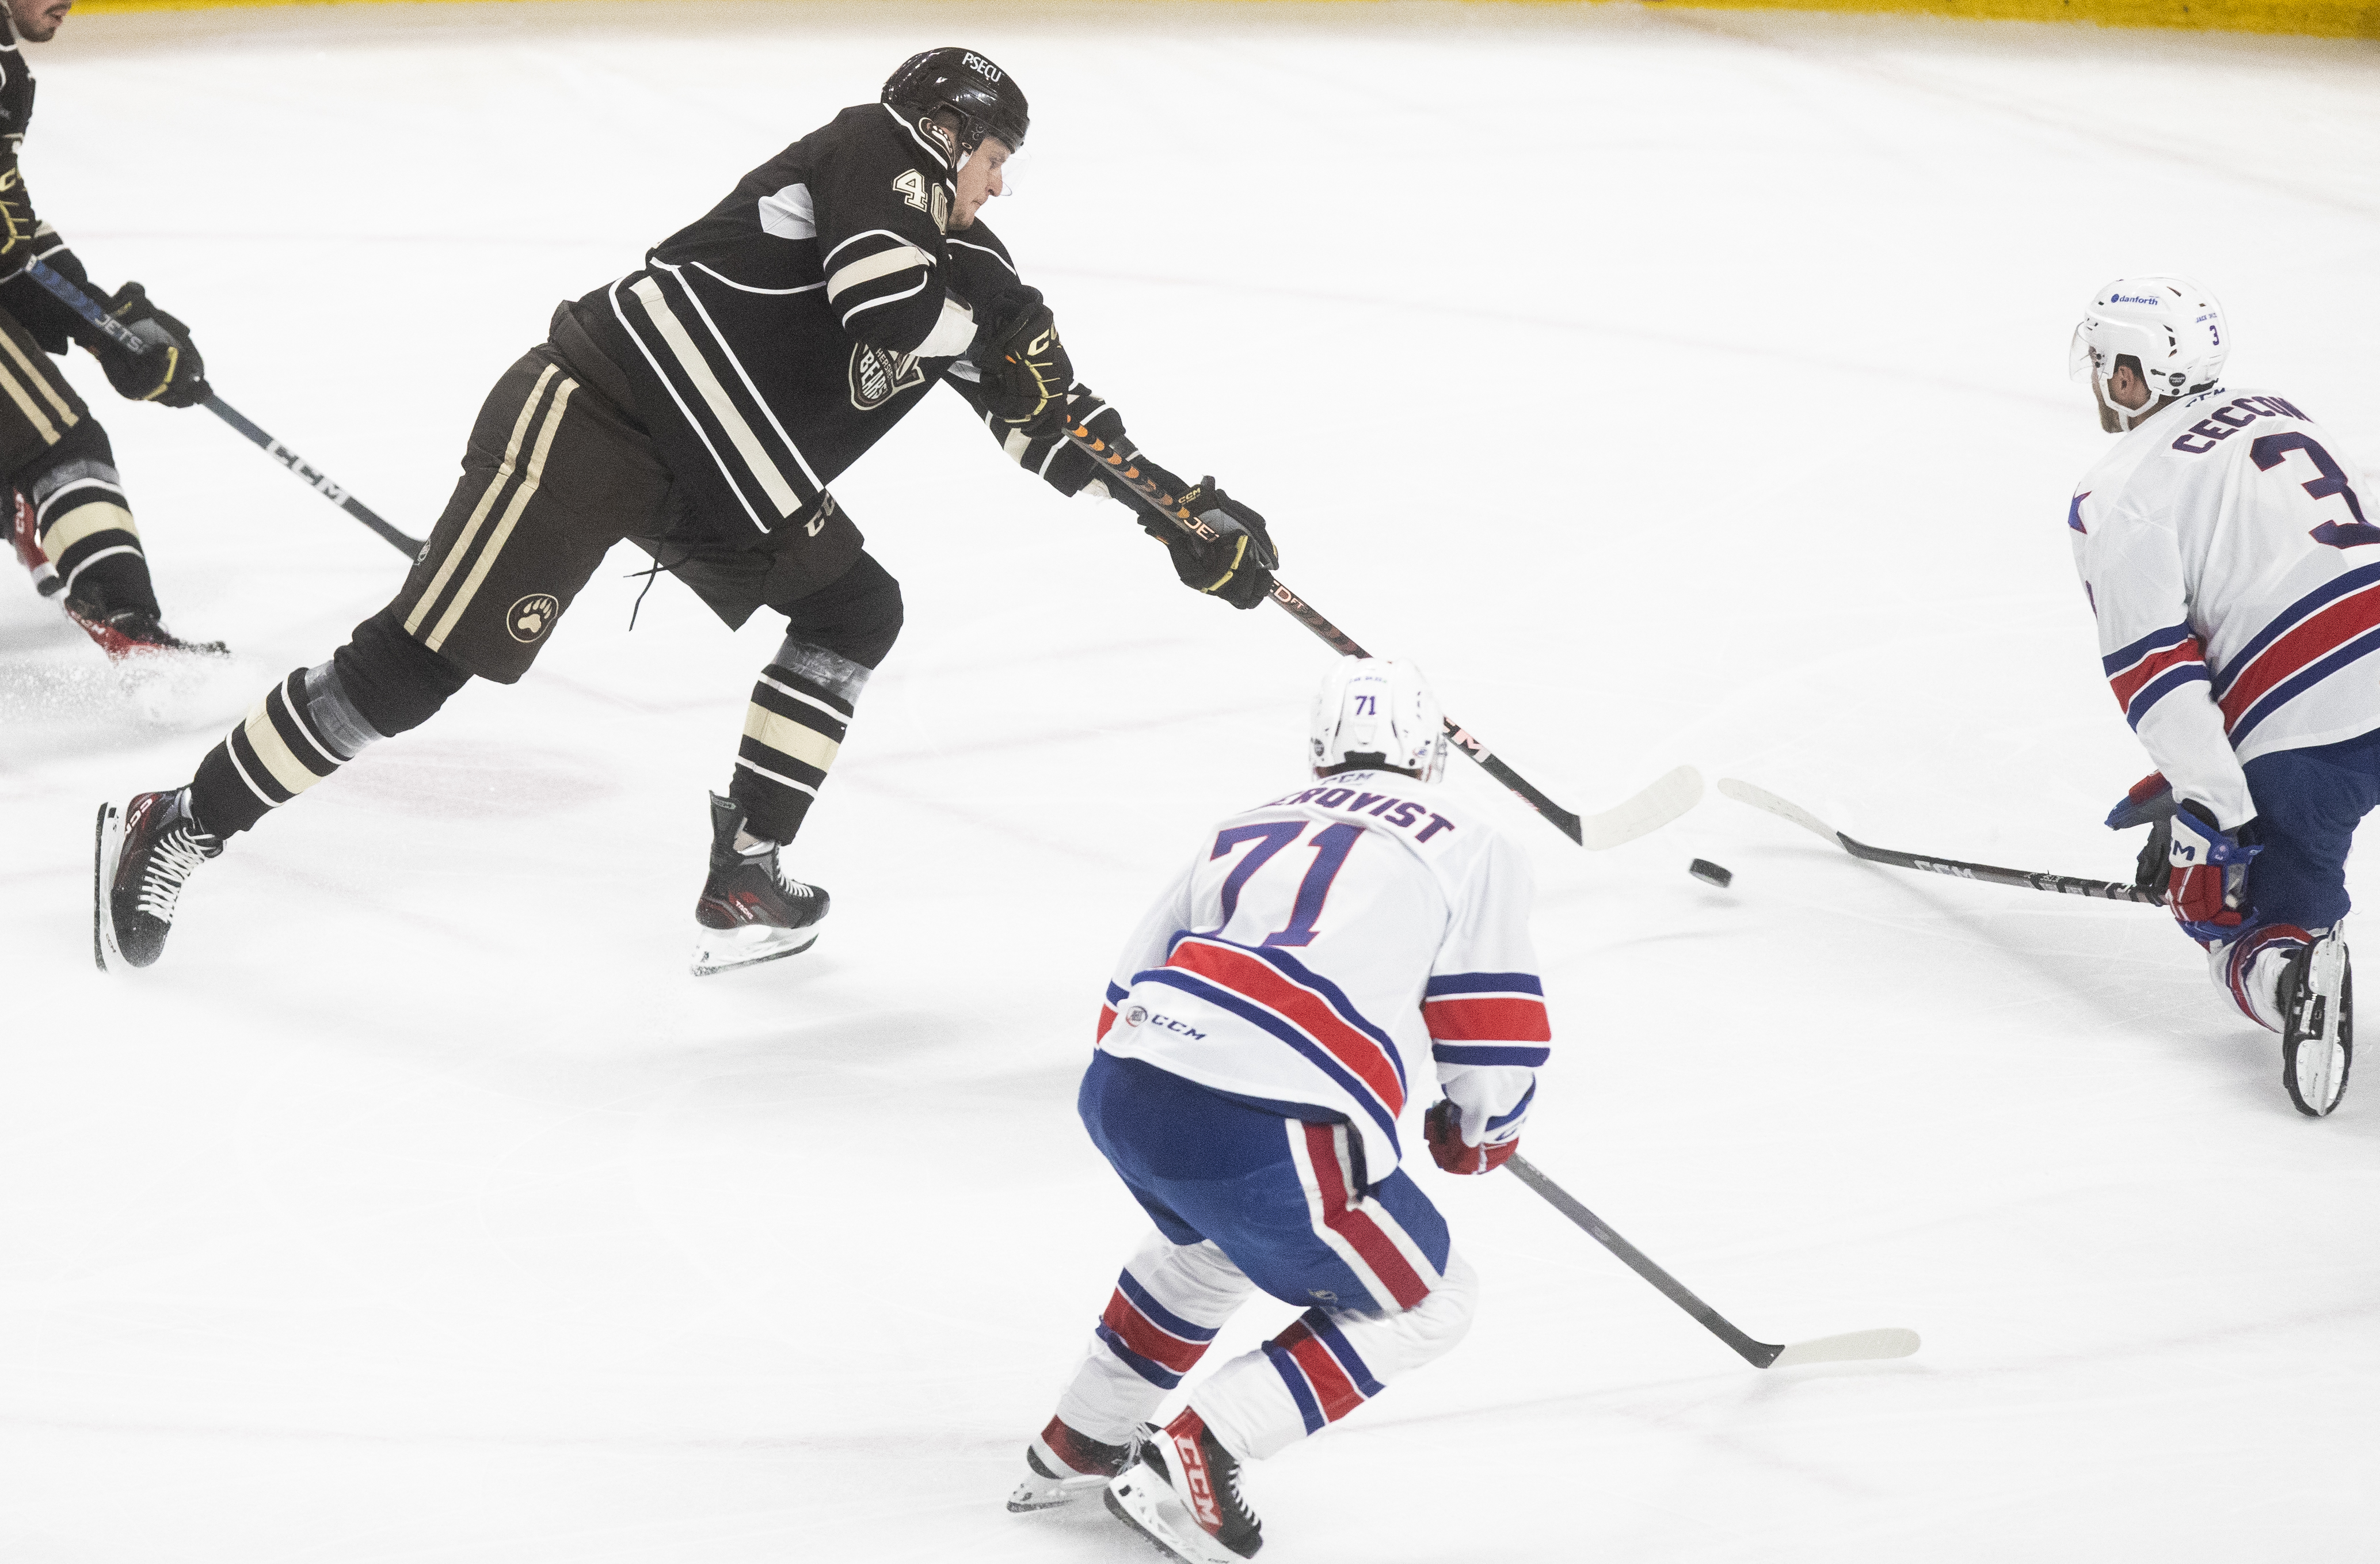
[1053,1227,1478,1461]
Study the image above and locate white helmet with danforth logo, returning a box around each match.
[2069,275,2229,429]
[1310,657,1446,782]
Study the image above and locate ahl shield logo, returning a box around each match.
[507,593,560,644]
[848,343,926,412]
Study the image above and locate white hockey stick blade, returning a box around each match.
[1716,777,1844,846]
[1576,764,1704,850]
[1768,1327,1921,1368]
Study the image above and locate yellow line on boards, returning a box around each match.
[62,0,2380,41]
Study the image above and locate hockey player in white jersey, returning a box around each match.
[1004,658,1549,1561]
[2069,275,2366,1116]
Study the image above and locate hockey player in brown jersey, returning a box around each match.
[1,0,220,657]
[94,47,1280,976]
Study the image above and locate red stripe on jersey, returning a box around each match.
[1423,994,1552,1043]
[1101,1290,1210,1374]
[1277,1321,1365,1422]
[1168,941,1404,1114]
[2107,637,2205,711]
[2218,584,2380,729]
[1301,1122,1431,1308]
[1096,1004,1117,1042]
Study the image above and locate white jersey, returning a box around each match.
[1096,770,1549,1180]
[2070,386,2380,828]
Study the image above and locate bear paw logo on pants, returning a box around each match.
[508,592,559,643]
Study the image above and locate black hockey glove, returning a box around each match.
[1132,461,1278,611]
[973,286,1071,437]
[0,165,35,269]
[93,282,207,408]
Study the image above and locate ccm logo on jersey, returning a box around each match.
[1121,1006,1206,1040]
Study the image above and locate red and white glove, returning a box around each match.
[1424,1098,1521,1177]
[2165,800,2261,944]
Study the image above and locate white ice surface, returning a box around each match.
[5,3,2379,1559]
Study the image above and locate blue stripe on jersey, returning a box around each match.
[2230,626,2380,743]
[1134,969,1404,1147]
[2103,621,2192,679]
[1105,981,1129,1006]
[2214,562,2380,698]
[1430,1042,1552,1067]
[1162,933,1410,1098]
[2126,665,2211,730]
[1425,971,1544,997]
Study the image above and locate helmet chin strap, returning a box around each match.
[2097,368,2157,432]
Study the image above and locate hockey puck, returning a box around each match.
[1689,858,1734,888]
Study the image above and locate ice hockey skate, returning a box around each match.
[691,792,829,976]
[63,598,229,660]
[94,789,222,971]
[1007,1416,1139,1512]
[2277,932,2352,1117]
[1104,1410,1262,1562]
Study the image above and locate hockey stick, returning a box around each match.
[1719,778,2157,903]
[1507,1154,1920,1369]
[23,258,424,558]
[1065,420,1702,848]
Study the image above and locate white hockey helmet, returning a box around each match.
[1310,657,1446,782]
[2068,276,2228,429]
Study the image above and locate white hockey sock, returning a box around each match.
[1053,1233,1255,1446]
[1195,1251,1478,1461]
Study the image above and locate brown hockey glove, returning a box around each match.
[94,282,207,408]
[973,286,1071,437]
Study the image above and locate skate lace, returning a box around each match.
[765,855,817,900]
[137,827,218,922]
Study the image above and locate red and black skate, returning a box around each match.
[94,787,222,971]
[63,596,229,661]
[1008,1415,1140,1512]
[1106,1407,1263,1562]
[691,791,829,976]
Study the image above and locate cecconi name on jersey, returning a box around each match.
[2070,383,2380,823]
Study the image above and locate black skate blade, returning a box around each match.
[92,802,124,973]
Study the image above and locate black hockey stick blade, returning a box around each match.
[1719,778,2157,904]
[1506,1154,1919,1371]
